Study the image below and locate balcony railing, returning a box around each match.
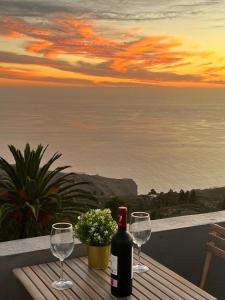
[1,211,225,300]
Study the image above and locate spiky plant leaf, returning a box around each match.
[0,144,99,241]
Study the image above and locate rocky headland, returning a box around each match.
[1,168,225,220]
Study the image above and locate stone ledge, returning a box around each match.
[0,235,82,256]
[151,210,225,233]
[1,211,225,256]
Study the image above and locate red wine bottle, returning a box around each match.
[111,207,133,297]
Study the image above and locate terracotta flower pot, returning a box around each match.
[87,245,110,269]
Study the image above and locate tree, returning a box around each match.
[0,144,98,241]
[185,191,190,202]
[179,189,186,203]
[104,197,126,220]
[189,190,197,203]
[149,188,157,195]
[221,197,225,210]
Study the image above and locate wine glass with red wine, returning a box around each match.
[129,212,151,273]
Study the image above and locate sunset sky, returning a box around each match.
[1,0,225,87]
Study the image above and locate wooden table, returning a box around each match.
[13,252,217,300]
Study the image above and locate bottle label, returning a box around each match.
[111,278,118,287]
[111,254,118,275]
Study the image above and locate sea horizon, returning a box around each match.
[1,87,225,194]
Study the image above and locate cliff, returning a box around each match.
[67,173,138,197]
[0,169,138,197]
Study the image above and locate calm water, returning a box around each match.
[1,87,225,194]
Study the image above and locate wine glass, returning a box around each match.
[129,212,151,273]
[50,223,74,290]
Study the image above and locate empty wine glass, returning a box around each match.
[50,223,74,290]
[129,212,151,273]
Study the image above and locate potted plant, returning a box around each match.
[75,208,117,269]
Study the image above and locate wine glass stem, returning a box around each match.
[60,260,64,281]
[138,245,141,266]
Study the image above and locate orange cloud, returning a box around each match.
[24,17,118,59]
[0,15,225,87]
[205,65,225,73]
[26,40,54,56]
[0,65,35,79]
[0,16,194,68]
[0,17,50,39]
[0,31,20,38]
[111,36,183,72]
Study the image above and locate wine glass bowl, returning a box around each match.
[50,223,74,290]
[129,212,151,273]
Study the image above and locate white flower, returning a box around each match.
[75,208,117,246]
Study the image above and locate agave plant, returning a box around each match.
[0,144,98,241]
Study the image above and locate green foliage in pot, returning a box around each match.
[0,144,98,241]
[74,209,117,246]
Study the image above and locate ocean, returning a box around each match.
[1,86,225,194]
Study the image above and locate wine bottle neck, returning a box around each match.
[118,207,127,228]
[118,224,127,231]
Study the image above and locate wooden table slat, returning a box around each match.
[23,267,58,300]
[77,257,141,300]
[57,260,104,300]
[81,256,203,300]
[73,258,114,292]
[96,259,173,300]
[47,262,90,300]
[23,266,56,300]
[68,258,117,300]
[39,263,80,300]
[78,257,139,299]
[135,273,176,300]
[132,279,160,300]
[141,266,202,300]
[135,262,198,300]
[13,253,217,300]
[100,257,193,300]
[31,265,69,300]
[140,253,216,300]
[13,268,47,300]
[135,272,185,300]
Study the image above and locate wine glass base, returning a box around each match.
[51,279,73,290]
[133,264,149,273]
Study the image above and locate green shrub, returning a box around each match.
[0,144,98,241]
[74,208,117,246]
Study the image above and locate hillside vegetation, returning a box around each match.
[104,187,225,220]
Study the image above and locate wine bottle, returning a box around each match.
[111,207,133,297]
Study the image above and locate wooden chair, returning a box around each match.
[200,223,225,290]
